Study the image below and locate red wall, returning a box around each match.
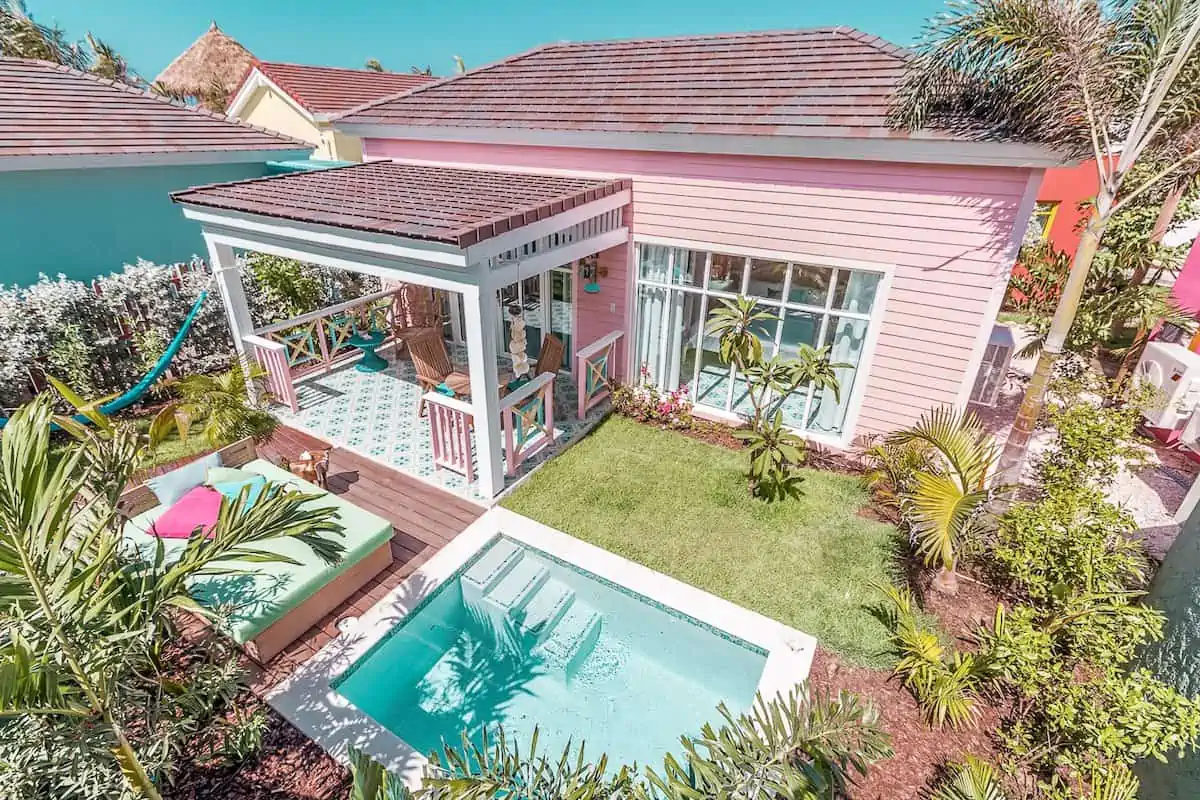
[1036,160,1100,257]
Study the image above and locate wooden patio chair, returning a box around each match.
[407,330,471,417]
[535,333,565,377]
[390,284,444,353]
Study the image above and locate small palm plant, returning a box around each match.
[707,297,843,501]
[0,396,344,799]
[886,407,1000,594]
[152,360,279,448]
[931,756,1008,800]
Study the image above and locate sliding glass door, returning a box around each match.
[497,266,574,371]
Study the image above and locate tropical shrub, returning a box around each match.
[883,407,1000,593]
[152,360,280,448]
[706,297,841,501]
[246,252,325,321]
[1036,385,1153,492]
[348,686,891,800]
[860,434,936,522]
[0,396,346,800]
[931,756,1007,800]
[877,584,990,729]
[210,709,269,766]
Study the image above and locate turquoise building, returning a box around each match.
[0,58,312,287]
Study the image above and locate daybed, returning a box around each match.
[120,438,394,663]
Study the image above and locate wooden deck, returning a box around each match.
[245,424,484,690]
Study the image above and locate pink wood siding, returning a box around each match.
[366,138,1033,439]
[574,241,633,380]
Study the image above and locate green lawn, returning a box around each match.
[502,415,900,668]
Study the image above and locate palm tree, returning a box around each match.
[0,0,86,66]
[887,407,999,594]
[453,55,466,74]
[364,58,385,72]
[893,0,1200,485]
[409,64,433,76]
[152,360,279,448]
[0,396,344,798]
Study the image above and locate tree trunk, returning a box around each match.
[998,202,1111,485]
[931,565,959,596]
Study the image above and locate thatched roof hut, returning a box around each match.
[153,21,255,112]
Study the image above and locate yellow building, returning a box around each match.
[228,62,435,162]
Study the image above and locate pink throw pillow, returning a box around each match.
[149,485,223,540]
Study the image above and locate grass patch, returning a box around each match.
[503,415,900,668]
[49,415,216,472]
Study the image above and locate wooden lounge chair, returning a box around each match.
[407,330,471,416]
[119,438,393,664]
[390,283,444,353]
[535,333,565,376]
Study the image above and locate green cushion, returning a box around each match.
[123,459,393,645]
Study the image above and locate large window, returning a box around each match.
[633,243,886,439]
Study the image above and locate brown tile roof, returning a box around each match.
[245,62,437,116]
[0,58,312,160]
[336,27,917,139]
[171,160,629,246]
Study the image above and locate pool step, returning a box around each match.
[461,537,525,604]
[482,556,549,618]
[516,578,574,643]
[536,600,602,674]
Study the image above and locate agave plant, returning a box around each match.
[0,396,344,799]
[886,407,1000,594]
[152,360,279,448]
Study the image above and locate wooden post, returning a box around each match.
[462,285,504,497]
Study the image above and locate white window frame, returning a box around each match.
[630,235,894,449]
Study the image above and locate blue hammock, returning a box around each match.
[0,290,209,430]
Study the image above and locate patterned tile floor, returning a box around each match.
[273,343,609,502]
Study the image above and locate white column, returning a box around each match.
[462,285,505,497]
[206,237,253,358]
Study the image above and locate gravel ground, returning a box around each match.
[974,332,1198,561]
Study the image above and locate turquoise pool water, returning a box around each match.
[334,535,767,768]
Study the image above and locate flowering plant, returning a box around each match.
[612,364,693,429]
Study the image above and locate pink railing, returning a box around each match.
[243,335,298,412]
[501,371,557,477]
[252,288,398,381]
[575,331,623,419]
[425,392,476,481]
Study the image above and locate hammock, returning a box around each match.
[0,290,209,430]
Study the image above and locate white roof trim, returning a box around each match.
[227,68,317,125]
[0,148,313,173]
[336,123,1067,168]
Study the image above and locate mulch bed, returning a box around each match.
[165,699,349,800]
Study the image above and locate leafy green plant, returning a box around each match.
[152,360,279,448]
[349,746,414,800]
[246,253,325,321]
[931,756,1007,800]
[0,395,345,799]
[885,407,1000,593]
[860,434,935,522]
[877,584,990,729]
[1036,387,1153,492]
[706,297,842,501]
[211,709,268,766]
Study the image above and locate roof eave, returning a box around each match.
[335,123,1068,169]
[0,148,314,173]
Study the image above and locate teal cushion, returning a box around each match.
[211,475,268,509]
[206,466,259,485]
[147,452,222,506]
[435,382,455,396]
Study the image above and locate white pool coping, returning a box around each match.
[265,507,817,787]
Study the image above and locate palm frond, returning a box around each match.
[932,755,1008,800]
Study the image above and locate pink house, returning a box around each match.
[174,29,1058,499]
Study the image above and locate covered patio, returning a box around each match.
[172,161,631,499]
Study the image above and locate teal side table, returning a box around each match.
[347,331,388,373]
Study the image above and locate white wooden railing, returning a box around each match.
[425,392,476,481]
[243,334,298,413]
[252,288,397,379]
[500,371,556,476]
[575,330,623,419]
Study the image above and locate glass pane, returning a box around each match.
[777,310,823,429]
[746,259,788,301]
[638,244,672,282]
[708,254,746,294]
[788,264,833,306]
[832,270,882,314]
[808,315,870,436]
[665,291,704,393]
[550,270,573,369]
[635,286,669,383]
[673,249,706,288]
[731,304,781,417]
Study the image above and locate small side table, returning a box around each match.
[347,331,388,372]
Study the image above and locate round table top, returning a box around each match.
[346,330,387,347]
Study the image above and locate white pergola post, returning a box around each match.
[206,237,259,401]
[461,284,505,497]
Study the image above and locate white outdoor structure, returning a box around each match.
[173,162,631,497]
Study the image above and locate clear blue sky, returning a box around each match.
[27,0,947,81]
